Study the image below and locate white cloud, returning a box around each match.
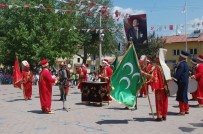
[189,17,203,25]
[112,6,145,16]
[187,17,203,32]
[111,6,145,23]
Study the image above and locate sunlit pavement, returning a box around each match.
[0,84,202,134]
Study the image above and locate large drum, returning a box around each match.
[188,79,198,93]
[81,82,108,104]
[168,80,178,96]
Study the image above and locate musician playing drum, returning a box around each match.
[173,50,190,115]
[98,59,113,101]
[191,55,203,108]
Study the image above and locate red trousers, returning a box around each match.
[179,101,189,113]
[139,84,147,96]
[23,82,32,99]
[155,90,168,118]
[66,86,69,95]
[191,91,197,100]
[197,99,203,105]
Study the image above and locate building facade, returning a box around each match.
[163,32,203,69]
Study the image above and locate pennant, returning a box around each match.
[66,10,71,14]
[69,1,75,6]
[169,25,174,30]
[8,5,13,9]
[105,13,109,20]
[13,57,22,89]
[1,4,7,9]
[110,44,143,108]
[87,11,93,16]
[24,4,30,8]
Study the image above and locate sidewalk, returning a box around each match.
[0,85,202,134]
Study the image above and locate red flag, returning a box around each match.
[13,57,22,89]
[169,25,174,30]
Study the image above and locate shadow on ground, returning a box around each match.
[6,99,26,102]
[96,119,129,125]
[189,122,203,127]
[105,107,130,110]
[178,127,196,132]
[133,117,154,122]
[27,110,45,114]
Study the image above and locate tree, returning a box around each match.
[134,32,165,60]
[0,0,119,67]
[0,0,82,67]
[73,0,118,64]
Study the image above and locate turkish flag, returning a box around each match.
[13,57,22,89]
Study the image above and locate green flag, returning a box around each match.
[110,45,143,108]
[112,56,118,71]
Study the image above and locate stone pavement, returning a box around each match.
[0,84,203,134]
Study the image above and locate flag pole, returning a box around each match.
[146,88,155,119]
[185,0,188,51]
[131,43,154,118]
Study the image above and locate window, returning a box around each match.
[190,48,197,55]
[77,58,80,63]
[173,49,180,55]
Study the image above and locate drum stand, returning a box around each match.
[62,95,68,112]
[60,87,69,112]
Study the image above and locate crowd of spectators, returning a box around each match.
[0,67,13,84]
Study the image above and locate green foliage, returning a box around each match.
[73,0,118,63]
[135,32,165,60]
[0,0,82,66]
[0,0,118,66]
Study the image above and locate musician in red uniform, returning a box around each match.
[145,57,155,91]
[191,55,203,107]
[139,57,154,97]
[138,55,147,97]
[38,59,56,114]
[99,59,113,101]
[22,60,33,100]
[152,57,168,121]
[77,64,87,92]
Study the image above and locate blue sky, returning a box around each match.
[111,0,203,35]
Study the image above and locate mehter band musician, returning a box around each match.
[22,60,33,100]
[191,55,203,107]
[38,59,57,114]
[173,50,190,115]
[98,59,113,101]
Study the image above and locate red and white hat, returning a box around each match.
[22,60,29,68]
[102,59,109,65]
[140,55,146,61]
[146,57,151,63]
[82,63,86,68]
[39,59,49,67]
[197,55,203,62]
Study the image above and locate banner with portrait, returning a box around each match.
[124,14,148,49]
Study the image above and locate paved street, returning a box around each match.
[0,84,203,134]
